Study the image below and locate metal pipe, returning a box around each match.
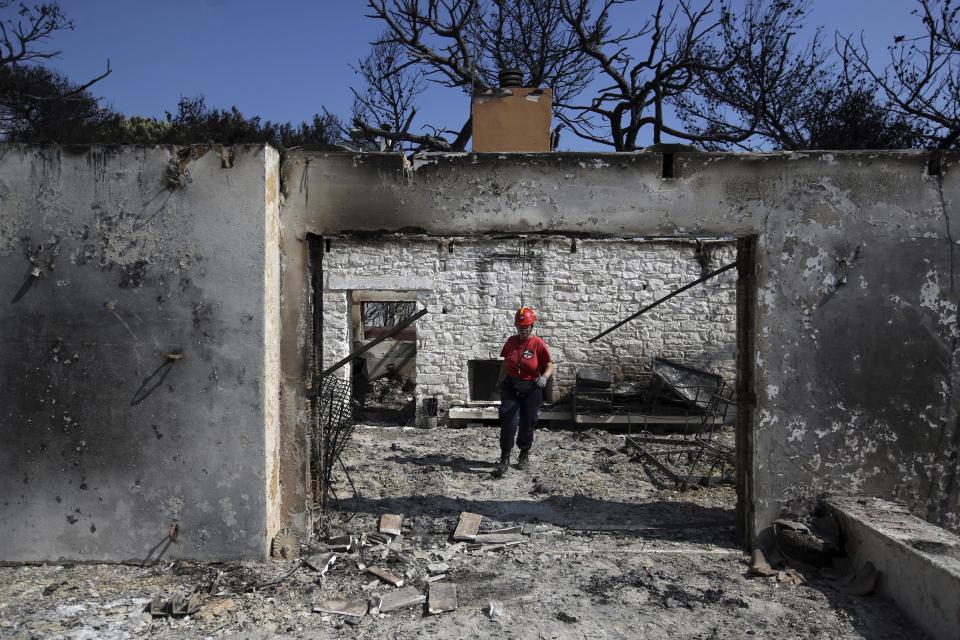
[316,307,428,382]
[588,261,737,343]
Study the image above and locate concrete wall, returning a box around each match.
[0,144,282,562]
[281,149,960,539]
[319,235,737,418]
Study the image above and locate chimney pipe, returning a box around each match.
[498,68,523,88]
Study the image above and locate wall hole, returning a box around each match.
[660,153,675,179]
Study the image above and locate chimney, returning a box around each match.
[471,68,552,152]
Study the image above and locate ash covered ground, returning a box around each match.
[0,425,925,639]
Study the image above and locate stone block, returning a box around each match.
[376,586,425,613]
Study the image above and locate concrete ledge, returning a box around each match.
[823,497,960,640]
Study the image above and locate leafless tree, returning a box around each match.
[668,0,826,150]
[362,0,948,151]
[0,2,111,139]
[0,2,110,89]
[362,0,594,152]
[350,36,426,152]
[840,0,959,149]
[557,0,747,150]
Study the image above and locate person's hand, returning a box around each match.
[536,374,549,388]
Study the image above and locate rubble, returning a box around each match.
[194,598,235,622]
[313,598,368,618]
[366,566,404,587]
[0,426,927,639]
[302,552,336,575]
[379,514,403,536]
[375,586,425,613]
[453,512,482,541]
[427,582,457,614]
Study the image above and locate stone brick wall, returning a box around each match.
[321,235,737,420]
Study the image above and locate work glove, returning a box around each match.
[536,374,549,388]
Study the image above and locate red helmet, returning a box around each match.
[514,306,537,326]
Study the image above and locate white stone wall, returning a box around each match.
[321,235,737,418]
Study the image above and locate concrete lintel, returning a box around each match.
[325,274,433,291]
[823,497,960,640]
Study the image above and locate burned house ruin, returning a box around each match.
[0,141,958,637]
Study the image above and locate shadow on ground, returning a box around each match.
[383,453,496,475]
[341,491,739,548]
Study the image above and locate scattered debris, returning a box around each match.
[376,586,425,613]
[379,514,403,536]
[773,518,840,567]
[453,512,482,541]
[748,549,778,577]
[486,526,523,535]
[473,532,524,545]
[194,597,235,621]
[427,582,457,614]
[147,592,201,618]
[313,597,368,619]
[0,427,923,639]
[303,552,336,575]
[327,534,357,552]
[365,532,392,545]
[367,566,404,587]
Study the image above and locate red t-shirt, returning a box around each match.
[500,335,552,381]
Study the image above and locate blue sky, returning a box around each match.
[39,1,920,150]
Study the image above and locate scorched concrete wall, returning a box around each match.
[319,235,737,415]
[281,149,960,540]
[0,144,282,562]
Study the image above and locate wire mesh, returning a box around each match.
[310,375,356,514]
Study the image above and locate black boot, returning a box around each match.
[492,450,510,477]
[517,449,530,470]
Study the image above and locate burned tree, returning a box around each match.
[350,36,427,152]
[840,0,959,149]
[363,0,825,151]
[556,0,744,150]
[362,0,594,151]
[0,1,111,141]
[671,0,929,151]
[670,0,834,150]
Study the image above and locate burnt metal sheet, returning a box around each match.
[379,514,403,536]
[652,357,725,410]
[427,582,457,614]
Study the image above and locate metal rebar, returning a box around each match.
[588,261,737,343]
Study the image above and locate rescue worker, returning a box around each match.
[494,306,553,477]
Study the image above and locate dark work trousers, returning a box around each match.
[499,377,543,453]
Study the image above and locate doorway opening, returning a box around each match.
[308,234,758,546]
[349,291,417,425]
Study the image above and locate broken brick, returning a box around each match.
[453,512,482,541]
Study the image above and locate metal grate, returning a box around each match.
[310,375,356,514]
